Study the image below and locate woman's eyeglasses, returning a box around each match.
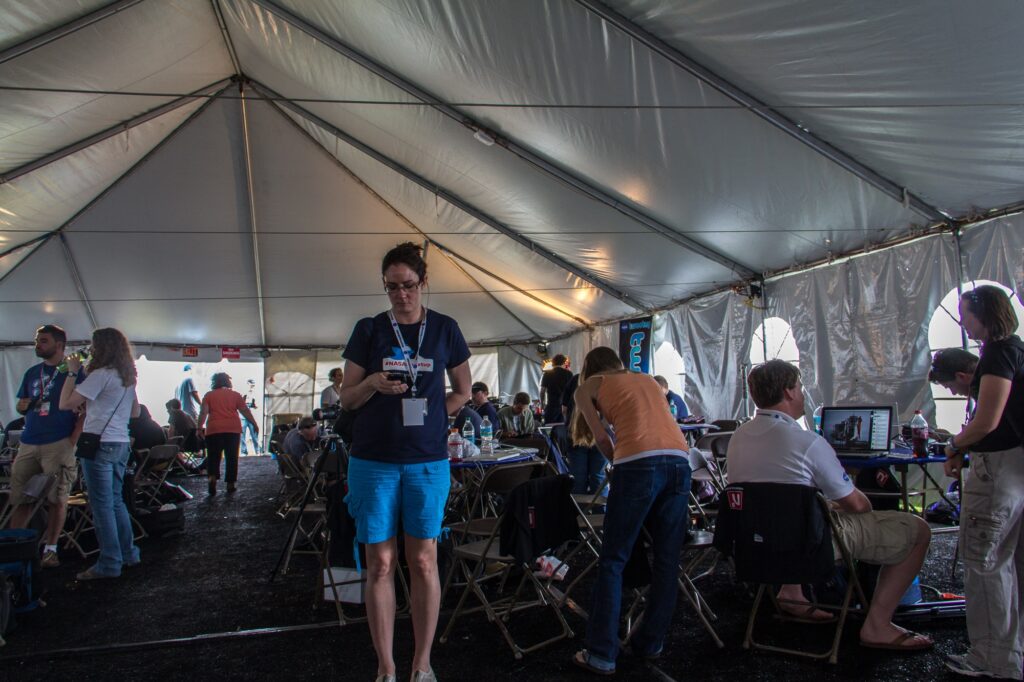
[384,281,421,293]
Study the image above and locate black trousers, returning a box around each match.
[205,432,240,483]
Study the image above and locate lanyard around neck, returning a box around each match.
[387,308,427,397]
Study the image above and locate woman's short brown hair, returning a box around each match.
[747,360,801,408]
[962,285,1019,342]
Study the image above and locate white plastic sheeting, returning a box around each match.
[766,235,960,423]
[663,290,754,421]
[608,0,1024,216]
[960,214,1024,300]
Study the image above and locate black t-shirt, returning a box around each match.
[129,415,167,451]
[561,374,580,424]
[541,367,573,418]
[973,335,1024,450]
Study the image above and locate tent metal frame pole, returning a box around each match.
[210,0,242,75]
[952,227,969,350]
[248,80,644,312]
[574,0,949,225]
[0,0,146,65]
[0,78,234,186]
[247,0,756,279]
[0,86,232,288]
[58,233,99,329]
[260,97,557,337]
[239,83,268,347]
[0,235,54,288]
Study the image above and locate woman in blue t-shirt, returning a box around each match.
[341,242,472,682]
[942,285,1024,679]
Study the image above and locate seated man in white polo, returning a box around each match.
[727,360,933,651]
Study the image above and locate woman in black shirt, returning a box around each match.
[941,286,1024,679]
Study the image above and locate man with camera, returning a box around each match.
[9,325,86,568]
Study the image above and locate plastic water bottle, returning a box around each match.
[669,401,678,420]
[812,406,822,434]
[447,429,463,461]
[480,416,493,454]
[910,410,929,457]
[462,420,475,445]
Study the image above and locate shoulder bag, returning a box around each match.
[76,386,129,460]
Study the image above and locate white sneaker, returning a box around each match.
[410,669,437,682]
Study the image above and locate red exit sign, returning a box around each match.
[181,346,199,358]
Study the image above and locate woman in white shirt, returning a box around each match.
[60,327,141,581]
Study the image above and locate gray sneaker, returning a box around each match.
[374,675,396,682]
[40,549,60,568]
[410,669,437,682]
[945,654,996,678]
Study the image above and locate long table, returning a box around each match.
[837,451,954,517]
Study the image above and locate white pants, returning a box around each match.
[961,445,1024,678]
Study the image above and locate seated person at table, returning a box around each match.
[470,381,499,427]
[654,375,689,420]
[129,404,167,453]
[453,404,481,443]
[497,392,535,437]
[727,360,933,651]
[281,416,321,469]
[166,398,201,452]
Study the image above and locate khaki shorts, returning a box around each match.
[10,439,78,505]
[832,510,919,565]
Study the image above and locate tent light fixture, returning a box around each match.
[473,128,495,146]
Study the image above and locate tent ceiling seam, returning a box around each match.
[0,86,231,291]
[238,83,268,347]
[574,0,950,225]
[0,234,54,288]
[247,78,645,313]
[261,95,550,339]
[58,233,99,329]
[246,0,755,281]
[0,0,146,65]
[0,77,235,186]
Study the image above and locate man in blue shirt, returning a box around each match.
[10,325,85,568]
[177,364,200,420]
[470,381,499,428]
[654,375,689,420]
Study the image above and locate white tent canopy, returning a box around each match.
[2,1,1024,420]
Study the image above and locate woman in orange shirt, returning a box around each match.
[570,347,692,676]
[197,372,258,496]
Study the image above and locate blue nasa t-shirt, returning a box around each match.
[343,309,471,463]
[17,362,85,445]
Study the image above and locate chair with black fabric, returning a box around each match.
[440,473,591,659]
[713,482,867,664]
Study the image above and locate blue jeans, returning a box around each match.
[567,444,607,495]
[585,455,691,670]
[80,442,140,576]
[240,419,259,455]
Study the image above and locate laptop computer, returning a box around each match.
[820,406,893,457]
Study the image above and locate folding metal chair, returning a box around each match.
[715,482,867,664]
[440,473,592,659]
[276,453,312,517]
[135,444,179,507]
[0,474,55,531]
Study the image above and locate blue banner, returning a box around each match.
[618,316,653,374]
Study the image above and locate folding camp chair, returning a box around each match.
[135,444,179,507]
[440,473,592,659]
[276,453,312,517]
[714,482,867,664]
[0,474,55,531]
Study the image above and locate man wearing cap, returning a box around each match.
[281,416,321,469]
[177,364,201,420]
[470,381,499,427]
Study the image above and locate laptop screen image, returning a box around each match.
[820,406,892,453]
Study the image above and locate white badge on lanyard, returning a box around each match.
[388,308,428,427]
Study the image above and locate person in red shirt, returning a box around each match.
[197,373,258,496]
